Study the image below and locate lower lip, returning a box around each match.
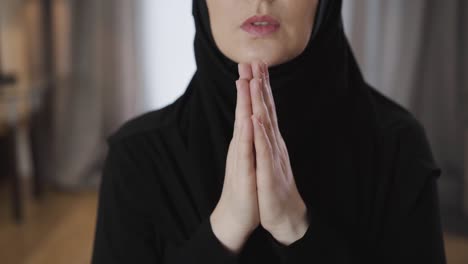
[241,23,280,37]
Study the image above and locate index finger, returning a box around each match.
[235,78,253,124]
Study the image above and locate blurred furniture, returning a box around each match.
[0,0,55,224]
[0,73,46,224]
[0,73,22,223]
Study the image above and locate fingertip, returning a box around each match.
[252,61,262,78]
[250,78,263,93]
[238,63,253,80]
[237,79,250,95]
[237,63,244,76]
[249,77,261,85]
[258,59,265,70]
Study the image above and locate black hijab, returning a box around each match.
[178,0,380,259]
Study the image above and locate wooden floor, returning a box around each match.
[0,181,467,264]
[0,181,98,264]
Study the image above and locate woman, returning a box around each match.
[91,0,447,263]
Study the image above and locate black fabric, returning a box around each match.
[187,0,372,218]
[91,0,447,263]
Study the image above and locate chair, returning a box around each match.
[0,73,23,223]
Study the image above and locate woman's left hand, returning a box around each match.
[237,61,310,246]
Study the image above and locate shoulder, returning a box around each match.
[99,98,184,208]
[369,88,440,175]
[370,88,428,142]
[106,97,183,146]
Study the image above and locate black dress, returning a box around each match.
[91,0,446,263]
[91,87,446,264]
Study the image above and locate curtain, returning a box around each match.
[0,0,143,191]
[41,0,142,189]
[343,0,468,225]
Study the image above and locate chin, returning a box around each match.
[239,48,288,67]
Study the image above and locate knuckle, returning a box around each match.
[258,113,267,125]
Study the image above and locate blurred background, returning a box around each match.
[0,0,466,263]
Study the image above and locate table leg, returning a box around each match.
[29,111,45,200]
[7,125,23,223]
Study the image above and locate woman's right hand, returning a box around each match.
[210,63,259,255]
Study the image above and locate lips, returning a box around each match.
[241,15,280,37]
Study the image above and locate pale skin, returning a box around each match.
[207,0,319,254]
[205,0,319,66]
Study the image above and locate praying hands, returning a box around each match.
[210,60,310,255]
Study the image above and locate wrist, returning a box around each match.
[210,211,249,254]
[269,206,310,246]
